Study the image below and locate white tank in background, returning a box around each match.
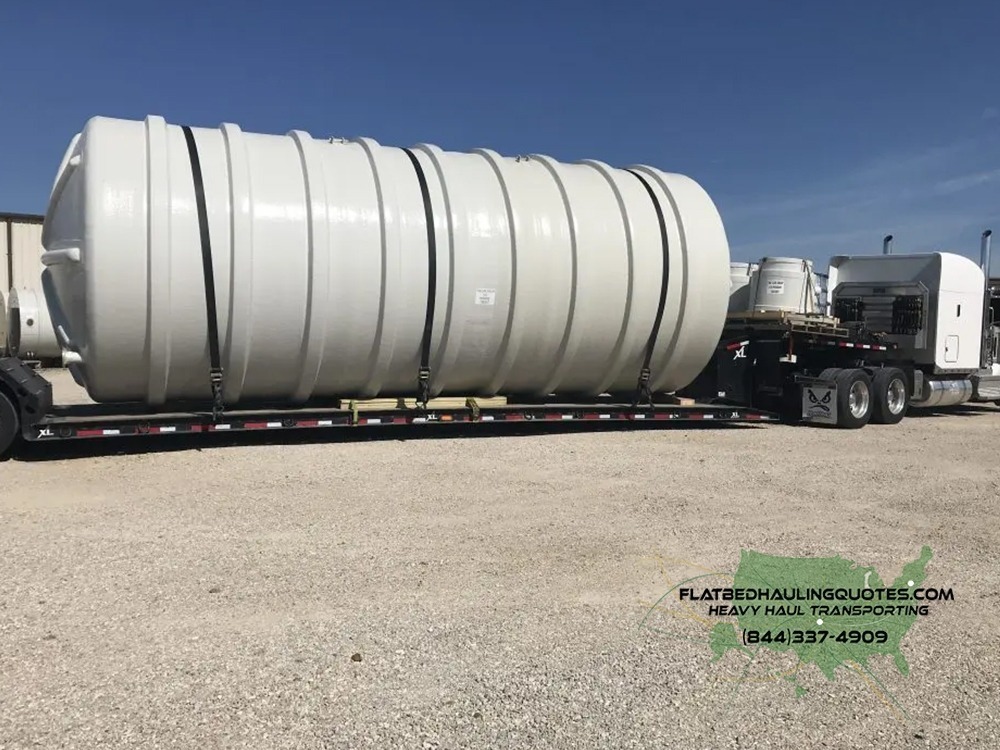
[6,286,60,361]
[40,115,732,406]
[750,257,819,314]
[728,262,758,313]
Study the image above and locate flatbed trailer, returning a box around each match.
[682,312,918,429]
[0,357,778,459]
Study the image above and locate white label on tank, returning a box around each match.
[475,288,497,306]
[766,279,785,295]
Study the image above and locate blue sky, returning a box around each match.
[2,0,998,269]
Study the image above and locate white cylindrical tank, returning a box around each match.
[41,115,731,406]
[6,286,60,361]
[751,257,818,314]
[728,262,758,313]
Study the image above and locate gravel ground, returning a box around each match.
[1,370,998,749]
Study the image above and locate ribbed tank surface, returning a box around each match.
[41,115,730,405]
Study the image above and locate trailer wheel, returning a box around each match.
[0,389,19,459]
[835,369,873,429]
[818,368,841,383]
[871,368,909,425]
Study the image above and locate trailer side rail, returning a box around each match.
[24,402,778,445]
[0,357,779,457]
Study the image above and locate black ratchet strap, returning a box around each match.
[627,169,671,407]
[403,148,437,409]
[182,125,225,420]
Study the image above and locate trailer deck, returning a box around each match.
[0,358,778,458]
[28,401,776,442]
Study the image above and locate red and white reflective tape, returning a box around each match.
[292,419,336,428]
[726,339,751,351]
[829,341,889,351]
[33,405,780,442]
[76,428,121,437]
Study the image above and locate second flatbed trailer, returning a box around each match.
[683,311,933,429]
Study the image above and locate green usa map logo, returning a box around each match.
[642,546,949,721]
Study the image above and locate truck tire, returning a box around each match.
[835,369,873,429]
[871,367,909,425]
[818,368,840,382]
[0,389,19,459]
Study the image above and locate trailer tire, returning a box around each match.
[835,369,873,429]
[818,368,841,383]
[871,368,909,425]
[0,389,19,459]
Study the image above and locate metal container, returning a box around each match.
[751,257,818,314]
[41,115,731,405]
[911,378,973,408]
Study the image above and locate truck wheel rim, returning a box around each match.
[849,380,870,418]
[886,378,906,415]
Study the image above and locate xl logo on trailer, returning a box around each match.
[802,385,837,425]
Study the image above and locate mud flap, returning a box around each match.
[800,381,838,425]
